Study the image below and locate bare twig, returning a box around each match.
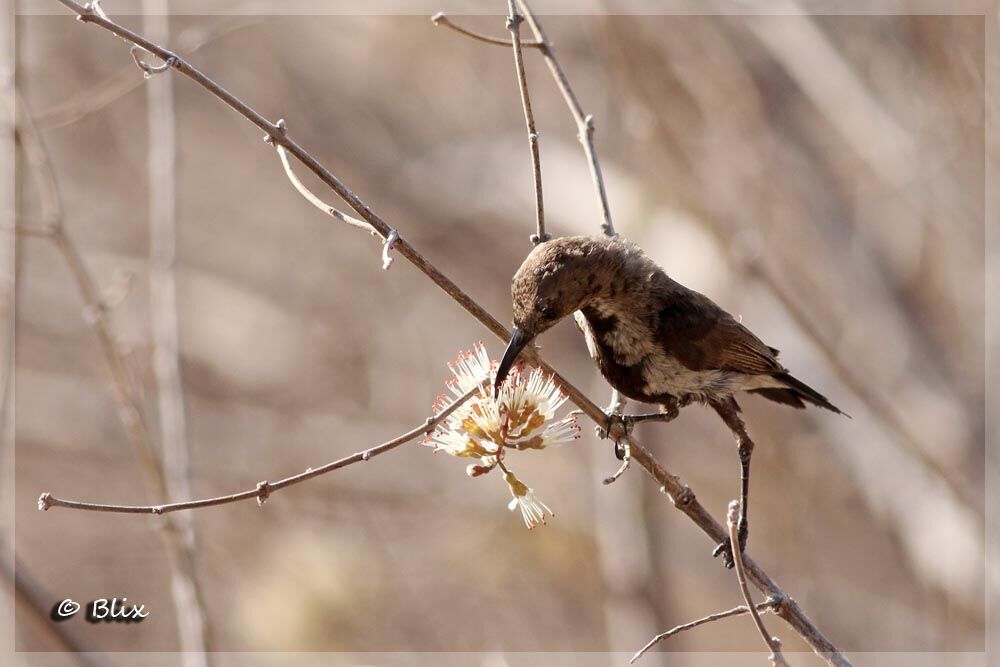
[274,138,374,234]
[505,0,547,245]
[38,382,482,515]
[728,501,790,667]
[142,3,211,662]
[47,5,851,663]
[514,0,615,237]
[431,12,542,49]
[631,600,774,663]
[433,4,615,238]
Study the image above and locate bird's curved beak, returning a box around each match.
[494,327,532,399]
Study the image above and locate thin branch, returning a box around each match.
[514,0,615,237]
[47,5,852,663]
[433,5,615,238]
[728,501,790,667]
[274,139,374,234]
[505,0,547,245]
[39,382,482,515]
[431,12,542,49]
[631,600,774,663]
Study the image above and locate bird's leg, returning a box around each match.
[710,396,754,569]
[597,390,629,460]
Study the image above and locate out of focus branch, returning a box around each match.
[36,18,257,130]
[47,4,851,663]
[39,382,482,515]
[16,91,211,658]
[728,501,789,667]
[505,0,547,244]
[2,556,103,665]
[605,18,979,519]
[141,4,211,663]
[433,2,616,237]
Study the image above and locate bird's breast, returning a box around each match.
[578,304,742,404]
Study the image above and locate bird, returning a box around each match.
[493,235,845,567]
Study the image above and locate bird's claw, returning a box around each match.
[596,414,633,460]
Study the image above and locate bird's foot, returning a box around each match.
[596,414,633,459]
[712,522,749,569]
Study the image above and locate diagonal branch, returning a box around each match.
[47,3,851,664]
[505,0,547,244]
[38,382,482,515]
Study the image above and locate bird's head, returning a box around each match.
[495,235,625,397]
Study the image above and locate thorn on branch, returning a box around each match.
[381,229,399,270]
[256,481,270,507]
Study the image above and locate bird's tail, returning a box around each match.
[749,372,848,416]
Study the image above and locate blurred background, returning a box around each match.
[3,1,992,665]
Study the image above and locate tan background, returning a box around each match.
[4,3,990,664]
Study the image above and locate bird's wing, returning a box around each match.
[654,283,784,376]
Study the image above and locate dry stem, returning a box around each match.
[630,600,774,663]
[431,12,542,49]
[39,382,481,515]
[433,3,616,237]
[728,501,790,667]
[505,0,547,244]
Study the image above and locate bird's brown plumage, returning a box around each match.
[504,235,843,414]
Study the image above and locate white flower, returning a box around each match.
[424,342,573,529]
[504,471,553,530]
[423,343,580,458]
